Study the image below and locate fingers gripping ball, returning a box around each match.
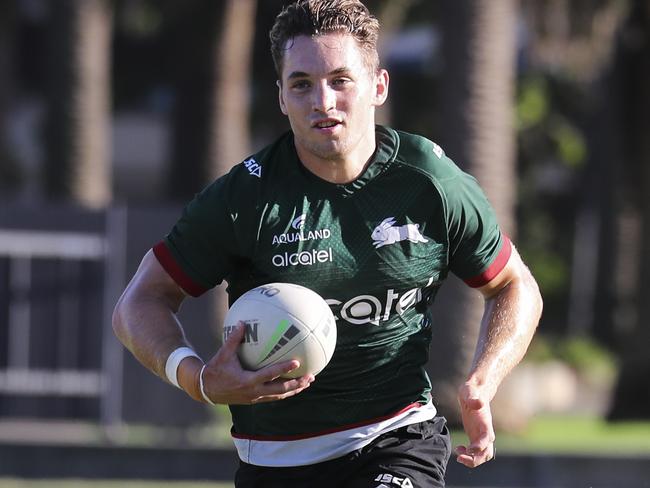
[223,283,337,378]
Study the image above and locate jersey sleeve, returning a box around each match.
[444,169,511,288]
[153,174,240,297]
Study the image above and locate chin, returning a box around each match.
[314,145,348,162]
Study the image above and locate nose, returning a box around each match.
[312,81,336,113]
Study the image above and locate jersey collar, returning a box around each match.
[289,125,400,197]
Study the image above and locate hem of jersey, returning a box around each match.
[232,401,424,442]
[232,400,437,467]
[152,241,208,297]
[464,235,512,288]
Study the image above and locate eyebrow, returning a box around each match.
[286,67,351,80]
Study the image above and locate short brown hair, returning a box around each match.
[270,0,380,77]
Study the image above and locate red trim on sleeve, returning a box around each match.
[152,241,208,297]
[463,235,512,288]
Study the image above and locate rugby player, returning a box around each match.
[113,1,542,486]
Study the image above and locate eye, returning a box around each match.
[290,80,311,90]
[331,77,351,87]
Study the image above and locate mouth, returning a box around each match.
[312,119,343,130]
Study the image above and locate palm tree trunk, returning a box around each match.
[165,0,219,199]
[608,0,650,420]
[44,0,112,208]
[374,0,417,127]
[0,0,21,193]
[429,0,518,426]
[167,0,256,196]
[208,0,256,180]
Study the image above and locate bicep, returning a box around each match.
[476,244,530,299]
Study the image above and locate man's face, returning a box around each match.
[277,33,388,167]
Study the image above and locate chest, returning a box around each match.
[248,176,449,307]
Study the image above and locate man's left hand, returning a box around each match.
[454,382,496,468]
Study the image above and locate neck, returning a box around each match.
[296,126,377,184]
[298,153,374,184]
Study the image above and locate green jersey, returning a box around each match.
[154,126,511,466]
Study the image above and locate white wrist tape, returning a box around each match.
[199,364,216,405]
[165,346,200,388]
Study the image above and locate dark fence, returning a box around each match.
[0,202,221,429]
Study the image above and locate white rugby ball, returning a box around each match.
[223,282,337,378]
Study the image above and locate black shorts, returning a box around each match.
[234,416,452,488]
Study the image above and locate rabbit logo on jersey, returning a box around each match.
[372,217,428,248]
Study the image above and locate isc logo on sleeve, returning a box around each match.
[243,157,261,177]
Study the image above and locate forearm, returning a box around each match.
[112,290,206,402]
[466,263,542,401]
[113,293,188,378]
[111,249,207,399]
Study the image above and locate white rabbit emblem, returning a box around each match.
[371,217,429,248]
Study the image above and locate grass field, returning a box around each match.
[458,415,650,454]
[2,416,649,488]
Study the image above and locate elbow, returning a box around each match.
[111,292,130,347]
[527,272,544,327]
[532,293,543,334]
[531,269,543,313]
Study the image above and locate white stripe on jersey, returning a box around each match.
[232,400,437,467]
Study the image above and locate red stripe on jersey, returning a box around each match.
[231,401,425,441]
[464,235,512,288]
[153,241,207,297]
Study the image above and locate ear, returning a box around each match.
[380,217,395,228]
[372,68,389,107]
[277,80,288,115]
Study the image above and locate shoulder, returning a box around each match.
[385,128,494,221]
[388,127,467,190]
[201,132,292,203]
[235,132,292,181]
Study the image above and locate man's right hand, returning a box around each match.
[178,323,315,405]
